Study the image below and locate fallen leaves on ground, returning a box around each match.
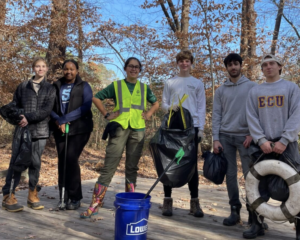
[24,235,36,239]
[90,217,104,222]
[0,137,246,194]
[180,198,189,202]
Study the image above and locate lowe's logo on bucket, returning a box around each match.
[126,218,148,235]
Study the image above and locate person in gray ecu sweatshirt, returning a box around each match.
[245,54,300,239]
[212,53,256,227]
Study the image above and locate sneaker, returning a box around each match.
[66,200,81,210]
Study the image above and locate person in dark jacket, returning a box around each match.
[2,57,56,212]
[51,59,93,210]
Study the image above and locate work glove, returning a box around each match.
[198,129,204,142]
[169,104,179,112]
[197,129,204,155]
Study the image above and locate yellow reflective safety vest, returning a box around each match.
[111,79,147,129]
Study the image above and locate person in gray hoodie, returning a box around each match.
[245,54,300,239]
[212,53,256,227]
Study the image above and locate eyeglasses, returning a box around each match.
[127,65,140,70]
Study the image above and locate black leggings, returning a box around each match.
[54,132,90,201]
[164,128,199,198]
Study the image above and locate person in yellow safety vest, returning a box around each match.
[80,57,159,218]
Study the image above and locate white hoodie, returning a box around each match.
[162,75,206,130]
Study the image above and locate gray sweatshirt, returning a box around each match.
[246,79,300,146]
[212,75,257,141]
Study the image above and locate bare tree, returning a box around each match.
[272,0,300,40]
[46,0,69,81]
[271,0,285,54]
[160,0,191,50]
[197,0,213,97]
[240,0,256,80]
[75,0,84,65]
[0,0,7,41]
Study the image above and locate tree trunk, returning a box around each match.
[0,0,7,41]
[198,0,214,149]
[181,0,190,50]
[247,0,256,58]
[240,0,248,59]
[75,0,84,67]
[160,0,191,50]
[0,0,6,27]
[240,0,256,81]
[46,0,69,82]
[271,0,285,54]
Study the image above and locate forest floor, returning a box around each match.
[0,134,245,194]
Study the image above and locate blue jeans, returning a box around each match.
[219,133,251,207]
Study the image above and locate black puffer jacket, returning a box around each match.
[13,79,56,139]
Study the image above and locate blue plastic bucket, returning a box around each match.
[114,192,151,240]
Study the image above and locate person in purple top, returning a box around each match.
[51,59,93,210]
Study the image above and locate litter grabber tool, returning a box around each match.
[9,175,15,199]
[58,123,69,210]
[144,147,185,199]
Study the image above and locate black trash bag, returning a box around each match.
[0,101,32,172]
[0,101,23,125]
[249,139,300,170]
[149,108,196,188]
[202,149,227,185]
[11,126,32,172]
[266,175,289,202]
[168,108,186,130]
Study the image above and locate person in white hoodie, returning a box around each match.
[212,53,256,227]
[161,50,206,217]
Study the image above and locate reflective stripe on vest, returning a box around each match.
[116,80,130,114]
[111,80,147,129]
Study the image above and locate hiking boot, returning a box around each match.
[295,220,300,240]
[125,183,135,192]
[190,198,204,218]
[223,205,241,226]
[243,211,265,239]
[246,204,252,226]
[162,197,173,216]
[27,187,44,210]
[80,182,108,219]
[67,200,81,210]
[2,194,24,212]
[246,204,268,229]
